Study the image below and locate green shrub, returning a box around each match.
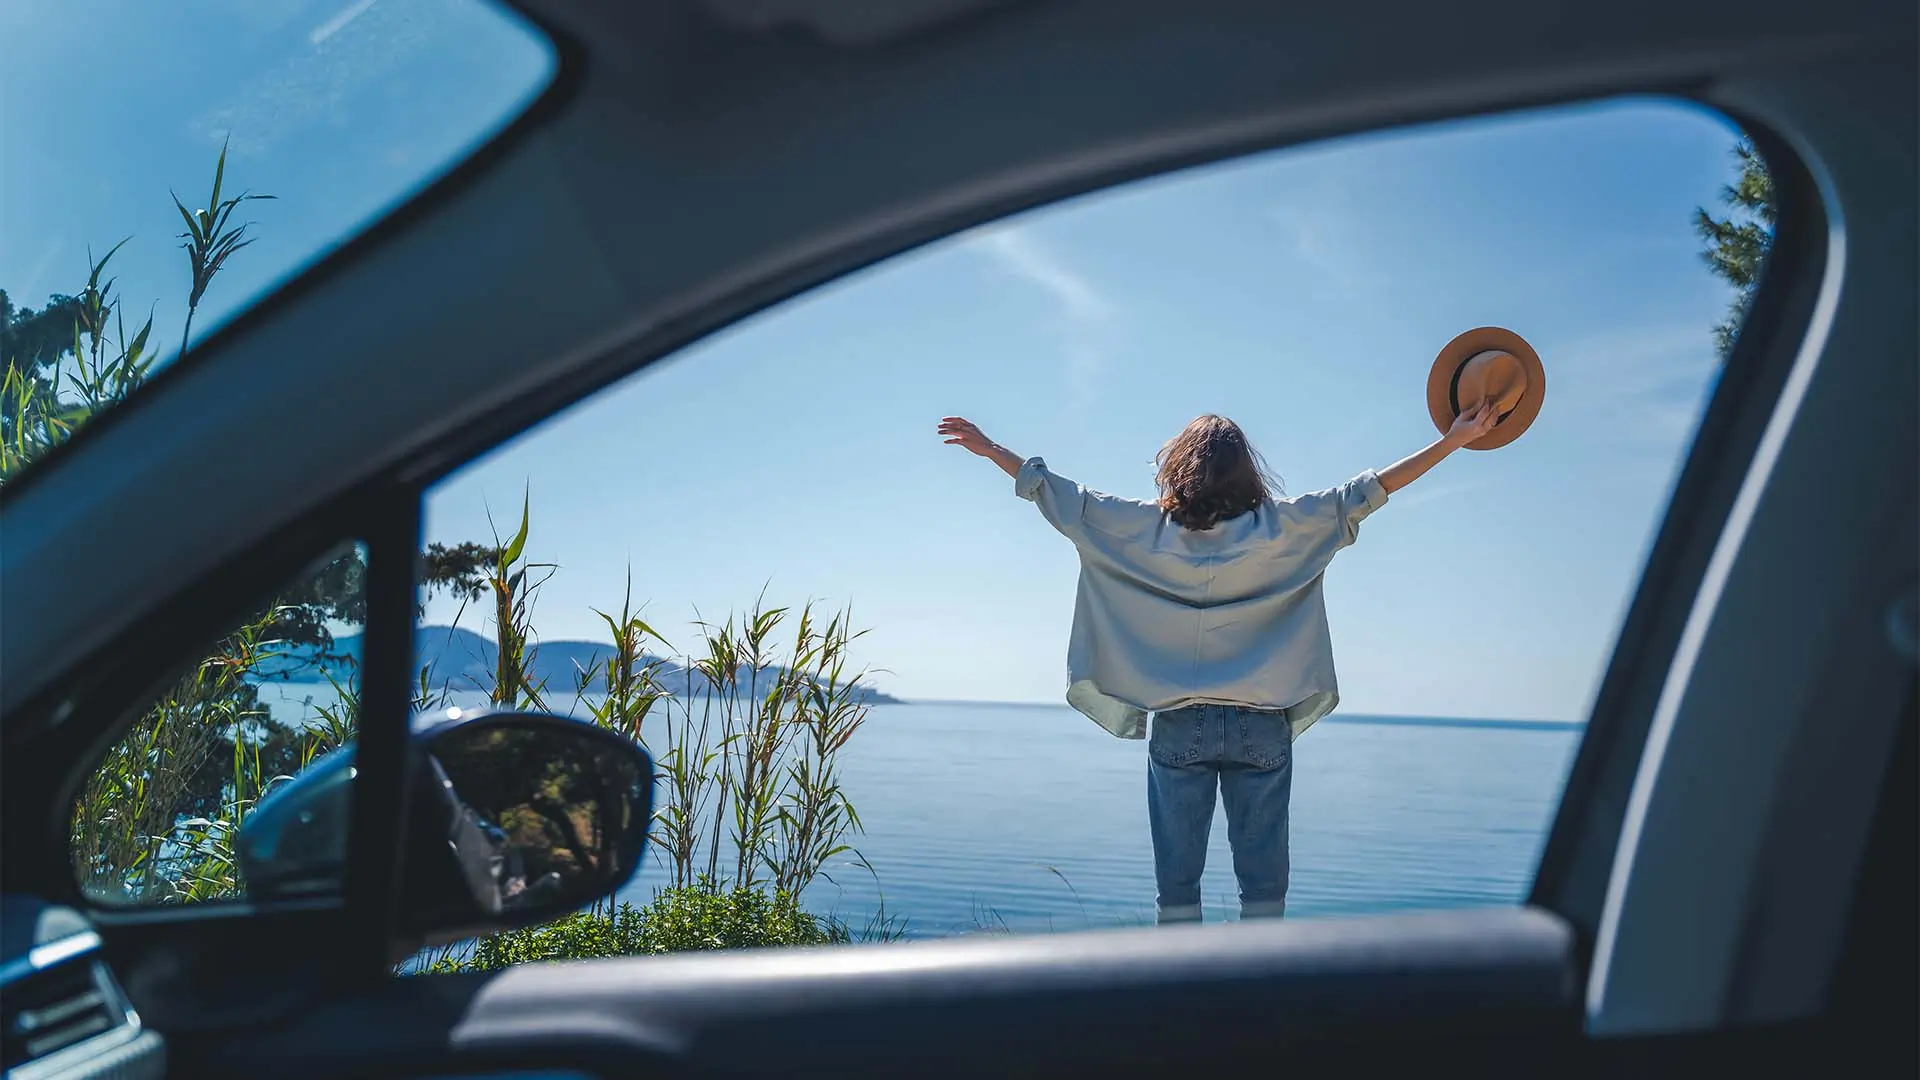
[621,883,848,954]
[426,883,849,973]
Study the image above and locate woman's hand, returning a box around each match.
[1379,400,1503,495]
[1445,399,1502,447]
[938,416,1025,479]
[938,416,996,456]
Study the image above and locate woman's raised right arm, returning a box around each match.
[937,416,1025,478]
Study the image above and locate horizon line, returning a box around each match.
[270,650,1584,729]
[880,698,1586,729]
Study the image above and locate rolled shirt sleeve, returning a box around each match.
[1341,469,1390,541]
[1015,457,1090,543]
[1286,469,1389,548]
[1013,456,1050,501]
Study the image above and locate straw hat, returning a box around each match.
[1426,327,1546,451]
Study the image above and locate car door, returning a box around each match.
[3,1,1912,1078]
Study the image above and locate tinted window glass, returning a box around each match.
[73,543,368,907]
[1,0,552,485]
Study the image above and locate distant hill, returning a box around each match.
[251,625,902,704]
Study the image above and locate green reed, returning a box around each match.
[456,501,880,906]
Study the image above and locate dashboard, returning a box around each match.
[2,896,163,1080]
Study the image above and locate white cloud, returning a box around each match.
[967,225,1114,405]
[970,225,1109,320]
[311,0,378,45]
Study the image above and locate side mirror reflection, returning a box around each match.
[397,711,652,942]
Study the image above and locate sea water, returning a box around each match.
[255,687,1581,938]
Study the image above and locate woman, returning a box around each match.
[937,404,1501,923]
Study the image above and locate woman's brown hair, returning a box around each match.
[1154,415,1282,530]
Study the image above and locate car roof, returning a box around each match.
[0,0,1905,714]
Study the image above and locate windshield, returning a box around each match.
[0,0,554,484]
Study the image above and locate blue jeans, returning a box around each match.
[1147,704,1293,924]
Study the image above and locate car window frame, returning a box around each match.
[2,483,421,983]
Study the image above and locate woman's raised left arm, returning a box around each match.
[1378,400,1501,494]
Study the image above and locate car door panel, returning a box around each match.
[172,907,1578,1079]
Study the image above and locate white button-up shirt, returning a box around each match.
[1015,457,1389,741]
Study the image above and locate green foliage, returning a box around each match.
[1,145,258,488]
[1,244,161,484]
[171,138,274,367]
[421,884,850,974]
[71,595,361,904]
[0,290,86,368]
[446,507,879,907]
[1694,139,1775,358]
[628,883,846,953]
[263,546,370,659]
[574,571,671,743]
[419,542,505,607]
[642,596,875,899]
[400,515,892,973]
[487,491,554,712]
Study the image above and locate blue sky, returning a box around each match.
[5,4,1748,723]
[425,101,1742,721]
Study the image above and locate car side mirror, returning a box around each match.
[237,709,652,950]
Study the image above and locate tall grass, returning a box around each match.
[405,502,901,973]
[3,145,259,487]
[637,596,874,899]
[171,139,272,368]
[435,497,881,905]
[2,242,161,484]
